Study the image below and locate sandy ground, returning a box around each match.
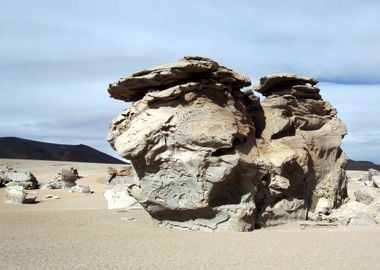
[1,159,380,270]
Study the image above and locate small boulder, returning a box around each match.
[331,201,376,226]
[41,181,62,189]
[362,181,375,187]
[315,198,332,215]
[354,186,378,205]
[4,186,37,204]
[42,167,79,189]
[70,185,91,194]
[0,167,38,189]
[349,217,377,226]
[104,186,142,210]
[262,198,306,226]
[369,168,380,176]
[269,175,290,195]
[4,186,26,204]
[347,171,371,182]
[372,175,380,188]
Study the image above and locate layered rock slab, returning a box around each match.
[107,57,347,231]
[255,73,321,99]
[108,56,250,102]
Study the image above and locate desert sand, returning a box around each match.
[1,159,380,270]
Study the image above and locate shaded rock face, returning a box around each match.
[107,57,347,231]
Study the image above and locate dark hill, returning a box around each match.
[347,159,380,171]
[0,137,125,164]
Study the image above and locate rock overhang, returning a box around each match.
[106,56,348,231]
[108,56,251,102]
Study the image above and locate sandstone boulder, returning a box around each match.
[331,201,377,226]
[70,185,91,194]
[4,186,26,204]
[4,186,37,204]
[255,73,320,99]
[104,186,142,210]
[354,186,378,205]
[42,167,79,189]
[373,175,380,188]
[107,57,348,231]
[0,167,38,189]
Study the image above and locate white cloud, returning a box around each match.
[1,0,380,162]
[320,82,380,162]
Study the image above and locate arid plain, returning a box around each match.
[1,159,380,270]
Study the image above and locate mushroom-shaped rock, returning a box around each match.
[107,57,348,231]
[108,56,251,102]
[255,73,320,99]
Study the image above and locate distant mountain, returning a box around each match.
[2,137,377,169]
[0,137,125,164]
[346,159,380,171]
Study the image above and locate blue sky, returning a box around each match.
[1,0,380,162]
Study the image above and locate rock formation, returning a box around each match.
[0,167,39,189]
[70,185,91,194]
[331,169,380,226]
[4,186,37,204]
[104,186,142,210]
[42,167,79,189]
[107,56,347,231]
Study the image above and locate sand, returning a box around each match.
[1,159,380,270]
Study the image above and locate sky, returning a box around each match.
[1,0,380,162]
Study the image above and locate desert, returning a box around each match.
[2,57,380,270]
[1,158,380,270]
[3,1,380,269]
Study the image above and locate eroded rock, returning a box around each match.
[42,167,79,189]
[354,187,378,205]
[331,201,377,226]
[107,56,348,231]
[70,185,91,194]
[373,175,380,188]
[0,167,38,189]
[108,56,250,102]
[4,186,37,204]
[255,73,320,99]
[104,186,142,210]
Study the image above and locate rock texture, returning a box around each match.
[4,186,37,204]
[106,166,134,185]
[4,186,26,204]
[70,185,91,194]
[330,169,380,226]
[42,167,79,189]
[0,167,38,189]
[107,57,347,231]
[104,186,142,210]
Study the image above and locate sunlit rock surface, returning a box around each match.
[107,57,347,231]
